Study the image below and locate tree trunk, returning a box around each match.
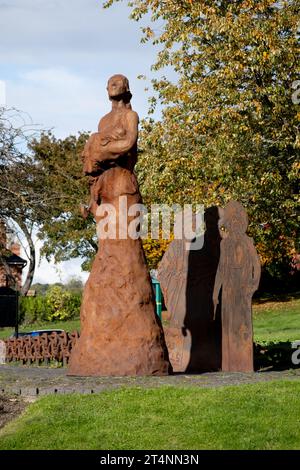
[17,220,36,296]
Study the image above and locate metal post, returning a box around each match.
[15,291,19,339]
[155,283,162,320]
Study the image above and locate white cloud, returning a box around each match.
[1,0,166,283]
[20,235,89,285]
[7,67,107,136]
[32,257,89,285]
[0,0,150,61]
[0,0,162,136]
[6,65,155,137]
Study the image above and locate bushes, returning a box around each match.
[48,287,80,321]
[20,296,50,324]
[20,286,81,324]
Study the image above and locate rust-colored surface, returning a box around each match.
[159,203,260,373]
[68,75,171,376]
[213,200,261,372]
[163,327,192,373]
[4,331,79,364]
[158,207,222,373]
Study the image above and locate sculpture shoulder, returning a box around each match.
[126,109,139,125]
[97,109,139,131]
[98,112,112,130]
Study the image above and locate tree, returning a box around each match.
[0,110,91,293]
[103,0,299,279]
[0,107,45,294]
[64,276,84,293]
[29,131,97,271]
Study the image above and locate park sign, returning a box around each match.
[0,287,18,328]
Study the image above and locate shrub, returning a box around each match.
[19,288,81,324]
[45,286,80,321]
[19,296,51,324]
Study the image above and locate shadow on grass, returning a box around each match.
[254,341,300,371]
[253,290,300,305]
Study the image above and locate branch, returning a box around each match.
[14,219,36,296]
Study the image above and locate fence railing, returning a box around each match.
[4,331,79,365]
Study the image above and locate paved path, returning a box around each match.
[1,365,300,397]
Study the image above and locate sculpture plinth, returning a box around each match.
[68,75,171,376]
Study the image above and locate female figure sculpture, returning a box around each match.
[68,75,171,376]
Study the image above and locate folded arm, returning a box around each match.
[99,112,138,162]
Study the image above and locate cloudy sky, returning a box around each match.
[0,0,163,284]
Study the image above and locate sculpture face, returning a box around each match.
[107,75,129,98]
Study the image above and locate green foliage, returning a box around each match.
[19,296,51,324]
[104,0,299,279]
[30,283,52,296]
[13,294,300,342]
[1,382,300,449]
[19,289,81,324]
[0,318,81,340]
[64,276,84,294]
[29,132,97,270]
[142,237,172,269]
[45,286,81,321]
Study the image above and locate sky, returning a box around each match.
[0,0,164,284]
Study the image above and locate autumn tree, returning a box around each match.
[103,0,300,279]
[29,132,96,271]
[0,107,45,294]
[0,111,92,293]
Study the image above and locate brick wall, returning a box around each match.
[0,265,22,289]
[0,222,24,289]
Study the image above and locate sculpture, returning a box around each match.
[157,207,222,372]
[68,75,171,376]
[213,200,261,372]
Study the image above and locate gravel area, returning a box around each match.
[1,365,300,397]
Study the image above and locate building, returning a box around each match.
[0,221,27,290]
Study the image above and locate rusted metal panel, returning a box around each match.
[159,202,260,373]
[4,331,80,365]
[213,201,261,372]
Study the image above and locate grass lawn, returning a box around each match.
[0,318,81,340]
[253,297,300,342]
[0,296,299,343]
[0,381,300,450]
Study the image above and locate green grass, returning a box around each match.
[253,297,300,342]
[0,318,81,340]
[0,381,300,450]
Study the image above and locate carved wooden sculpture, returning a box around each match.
[213,200,261,372]
[68,75,171,376]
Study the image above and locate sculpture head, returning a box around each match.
[107,74,132,101]
[222,200,248,235]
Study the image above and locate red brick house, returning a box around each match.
[0,222,27,290]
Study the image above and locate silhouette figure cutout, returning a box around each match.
[213,200,261,372]
[185,206,222,372]
[158,206,222,372]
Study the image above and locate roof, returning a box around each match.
[4,253,27,267]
